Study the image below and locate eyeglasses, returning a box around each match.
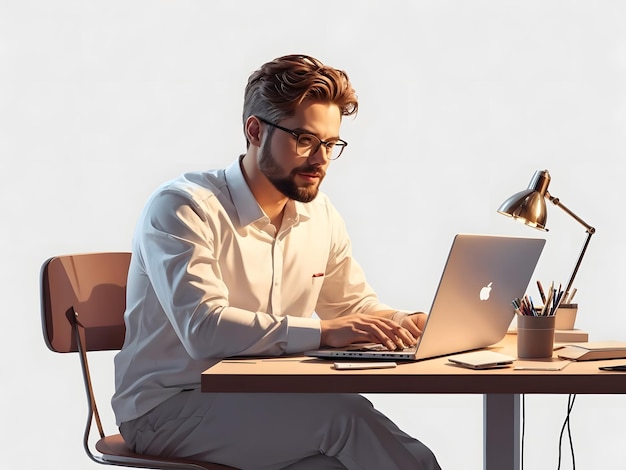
[257,117,348,160]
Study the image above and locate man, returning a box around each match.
[113,54,441,470]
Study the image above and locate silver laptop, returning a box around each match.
[306,234,545,361]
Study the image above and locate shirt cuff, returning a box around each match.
[285,316,322,354]
[392,310,413,324]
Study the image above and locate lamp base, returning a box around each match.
[554,303,578,330]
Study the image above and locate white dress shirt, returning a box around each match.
[112,158,395,425]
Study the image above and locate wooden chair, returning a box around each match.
[40,252,239,470]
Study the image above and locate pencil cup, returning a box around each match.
[554,303,578,330]
[517,315,556,359]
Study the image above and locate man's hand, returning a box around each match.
[320,313,422,351]
[399,312,428,339]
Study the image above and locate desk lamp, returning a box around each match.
[497,169,595,303]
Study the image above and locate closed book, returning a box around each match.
[554,329,588,343]
[557,341,626,361]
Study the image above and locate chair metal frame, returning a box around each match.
[40,252,238,470]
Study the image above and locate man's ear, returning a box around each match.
[245,116,263,147]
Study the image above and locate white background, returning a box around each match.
[2,1,626,468]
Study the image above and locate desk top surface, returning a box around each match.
[201,334,626,394]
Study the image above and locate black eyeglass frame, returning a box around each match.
[256,116,348,160]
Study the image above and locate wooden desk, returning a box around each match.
[201,334,626,470]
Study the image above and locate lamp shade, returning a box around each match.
[497,170,551,231]
[497,168,595,302]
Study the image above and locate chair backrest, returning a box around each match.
[41,252,131,354]
[40,252,239,470]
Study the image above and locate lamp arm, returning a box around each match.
[546,191,596,234]
[546,191,596,300]
[563,231,594,301]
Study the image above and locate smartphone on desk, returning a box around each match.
[599,364,626,371]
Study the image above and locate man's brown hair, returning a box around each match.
[243,54,358,146]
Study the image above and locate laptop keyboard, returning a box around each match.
[349,343,416,353]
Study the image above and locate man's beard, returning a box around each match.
[259,143,325,203]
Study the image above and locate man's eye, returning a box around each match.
[298,135,317,147]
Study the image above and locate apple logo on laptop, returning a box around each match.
[479,282,493,301]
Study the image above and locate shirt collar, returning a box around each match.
[225,157,264,226]
[225,157,312,227]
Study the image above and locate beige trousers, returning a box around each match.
[120,390,440,470]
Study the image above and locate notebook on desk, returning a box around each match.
[306,234,546,362]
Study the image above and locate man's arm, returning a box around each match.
[134,188,321,358]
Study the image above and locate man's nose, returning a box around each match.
[307,145,331,165]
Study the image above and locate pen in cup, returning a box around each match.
[536,280,546,304]
[533,280,570,316]
[566,287,577,303]
[512,296,536,316]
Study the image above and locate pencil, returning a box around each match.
[536,280,546,304]
[541,287,553,316]
[567,287,578,303]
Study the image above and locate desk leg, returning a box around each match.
[483,393,520,470]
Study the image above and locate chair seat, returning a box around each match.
[96,434,239,470]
